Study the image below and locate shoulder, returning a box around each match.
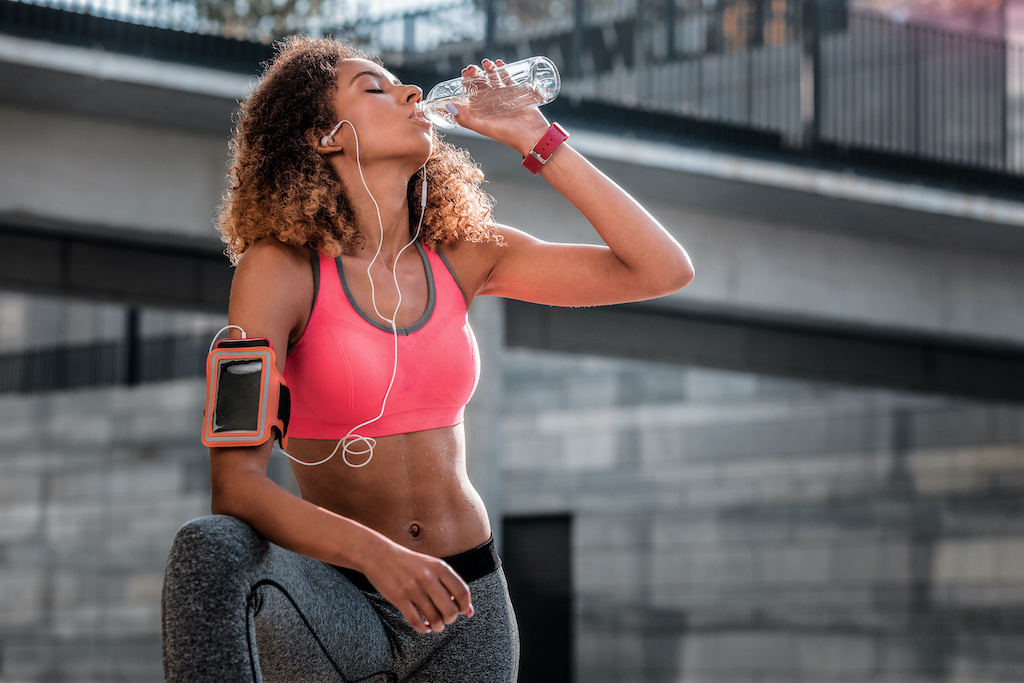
[228,239,315,346]
[236,238,312,276]
[232,238,314,299]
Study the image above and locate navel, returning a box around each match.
[409,523,421,538]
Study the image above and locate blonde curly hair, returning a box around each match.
[217,36,498,263]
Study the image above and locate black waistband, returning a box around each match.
[334,536,501,593]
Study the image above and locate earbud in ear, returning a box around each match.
[320,120,348,149]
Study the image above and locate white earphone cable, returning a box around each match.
[208,324,247,352]
[281,120,428,468]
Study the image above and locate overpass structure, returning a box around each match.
[1,11,1023,399]
[2,3,1024,682]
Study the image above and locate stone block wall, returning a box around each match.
[2,339,1023,682]
[499,348,1024,683]
[0,380,210,682]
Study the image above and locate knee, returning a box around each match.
[162,516,266,675]
[165,515,265,587]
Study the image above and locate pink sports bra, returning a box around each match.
[283,242,480,439]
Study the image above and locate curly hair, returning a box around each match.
[217,36,498,263]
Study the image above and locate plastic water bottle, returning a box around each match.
[417,56,560,129]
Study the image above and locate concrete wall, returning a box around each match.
[0,104,229,243]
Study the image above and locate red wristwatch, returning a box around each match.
[522,123,570,175]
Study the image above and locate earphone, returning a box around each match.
[321,119,345,147]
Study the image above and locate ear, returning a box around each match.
[306,128,342,156]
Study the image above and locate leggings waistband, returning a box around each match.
[334,535,501,593]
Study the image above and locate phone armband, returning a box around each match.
[201,338,290,449]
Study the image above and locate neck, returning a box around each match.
[333,159,419,265]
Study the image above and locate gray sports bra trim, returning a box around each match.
[335,240,436,335]
[309,244,321,315]
[435,248,469,309]
[288,245,321,353]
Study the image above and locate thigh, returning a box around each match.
[251,544,397,683]
[406,569,520,683]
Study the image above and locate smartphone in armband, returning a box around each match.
[202,338,290,449]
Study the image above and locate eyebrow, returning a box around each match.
[349,69,401,86]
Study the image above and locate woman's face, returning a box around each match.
[327,58,432,169]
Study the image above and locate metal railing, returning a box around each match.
[0,333,210,394]
[0,0,275,70]
[1,0,1021,184]
[378,0,1023,178]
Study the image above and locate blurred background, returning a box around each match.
[1,0,1024,680]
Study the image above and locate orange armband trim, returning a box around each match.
[201,338,290,449]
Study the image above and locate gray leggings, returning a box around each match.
[161,515,519,682]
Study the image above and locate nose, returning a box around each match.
[404,84,423,104]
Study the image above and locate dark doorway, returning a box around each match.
[502,515,573,683]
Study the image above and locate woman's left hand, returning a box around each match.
[444,59,552,157]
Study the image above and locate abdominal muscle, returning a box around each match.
[283,423,492,559]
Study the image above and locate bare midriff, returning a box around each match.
[284,423,491,559]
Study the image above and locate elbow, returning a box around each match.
[210,480,254,520]
[209,490,232,517]
[673,256,695,292]
[654,250,695,297]
[209,479,234,517]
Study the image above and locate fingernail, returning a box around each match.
[467,602,475,617]
[445,102,458,116]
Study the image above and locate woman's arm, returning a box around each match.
[445,61,694,307]
[208,239,470,634]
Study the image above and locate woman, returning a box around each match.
[162,36,693,682]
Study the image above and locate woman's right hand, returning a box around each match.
[362,542,474,634]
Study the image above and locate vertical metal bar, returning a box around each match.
[1015,44,1021,172]
[999,32,1008,170]
[943,28,951,164]
[634,0,645,103]
[666,0,677,60]
[919,25,927,161]
[800,0,820,148]
[747,35,754,126]
[698,5,705,117]
[880,14,887,151]
[484,0,497,57]
[125,306,140,386]
[403,14,415,56]
[856,12,864,146]
[571,0,585,79]
[959,31,967,166]
[937,25,945,163]
[911,23,919,158]
[813,0,822,144]
[883,16,889,152]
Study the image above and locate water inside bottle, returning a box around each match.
[418,83,548,128]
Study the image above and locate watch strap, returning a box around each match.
[522,123,569,175]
